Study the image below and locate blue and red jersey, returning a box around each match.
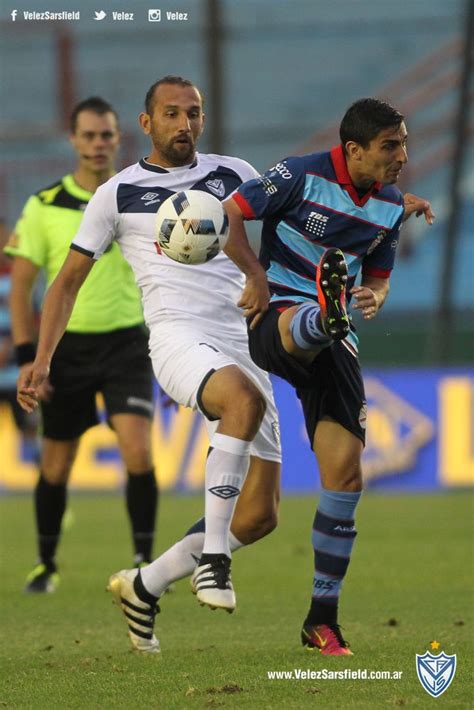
[233,145,404,350]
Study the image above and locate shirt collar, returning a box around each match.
[139,155,199,174]
[330,144,382,207]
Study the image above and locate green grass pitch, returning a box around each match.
[0,492,472,708]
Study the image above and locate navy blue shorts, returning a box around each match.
[247,307,366,447]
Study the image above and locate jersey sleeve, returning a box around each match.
[4,195,47,267]
[71,180,118,259]
[362,211,404,279]
[232,156,305,220]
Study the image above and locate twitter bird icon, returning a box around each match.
[94,10,106,20]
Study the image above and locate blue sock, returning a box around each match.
[290,303,330,350]
[306,489,361,626]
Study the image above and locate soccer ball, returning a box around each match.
[156,190,229,265]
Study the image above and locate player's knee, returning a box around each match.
[40,467,71,485]
[233,501,279,544]
[238,509,278,544]
[323,460,363,492]
[41,450,75,483]
[237,385,266,437]
[121,442,153,473]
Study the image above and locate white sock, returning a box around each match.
[202,433,250,557]
[140,525,244,598]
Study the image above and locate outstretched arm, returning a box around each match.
[223,197,269,329]
[17,249,94,411]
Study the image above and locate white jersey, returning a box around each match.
[72,152,259,339]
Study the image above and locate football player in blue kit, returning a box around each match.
[224,98,434,655]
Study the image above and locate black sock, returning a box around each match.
[34,473,67,568]
[126,469,158,563]
[133,569,159,605]
[304,600,338,627]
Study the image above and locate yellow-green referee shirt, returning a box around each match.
[5,174,144,333]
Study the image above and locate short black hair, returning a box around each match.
[70,97,118,133]
[339,98,404,151]
[144,75,202,115]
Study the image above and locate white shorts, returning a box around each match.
[149,322,281,462]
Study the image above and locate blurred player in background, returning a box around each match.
[6,98,158,593]
[0,219,40,461]
[17,77,281,652]
[224,97,434,655]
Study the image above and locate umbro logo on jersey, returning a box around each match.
[205,179,225,198]
[141,192,161,206]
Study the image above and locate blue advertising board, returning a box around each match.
[0,369,472,492]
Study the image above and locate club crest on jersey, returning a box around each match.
[141,192,161,206]
[367,229,387,255]
[205,178,225,198]
[416,650,457,698]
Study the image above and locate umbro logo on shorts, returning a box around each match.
[208,485,240,499]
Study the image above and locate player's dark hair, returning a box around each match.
[144,76,203,114]
[339,98,404,151]
[70,97,118,133]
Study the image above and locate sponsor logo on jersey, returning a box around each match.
[205,178,225,198]
[367,229,387,255]
[269,161,293,179]
[305,211,329,238]
[359,403,367,428]
[141,192,161,206]
[258,175,278,196]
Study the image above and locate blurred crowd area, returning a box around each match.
[0,0,472,364]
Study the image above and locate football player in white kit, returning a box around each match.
[18,76,281,653]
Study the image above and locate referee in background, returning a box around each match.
[5,97,159,593]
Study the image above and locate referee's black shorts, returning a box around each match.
[247,306,366,447]
[41,324,154,440]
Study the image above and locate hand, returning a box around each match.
[237,271,270,330]
[403,193,435,225]
[17,360,50,412]
[350,286,380,320]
